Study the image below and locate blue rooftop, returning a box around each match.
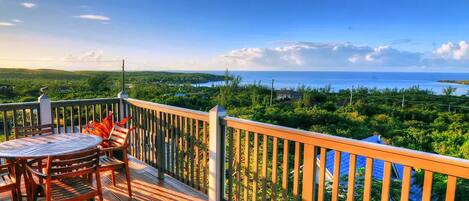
[317,135,422,201]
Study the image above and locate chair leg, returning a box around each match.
[95,172,104,201]
[11,189,17,201]
[124,165,132,197]
[111,170,116,187]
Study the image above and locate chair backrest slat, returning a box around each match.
[14,124,53,139]
[46,148,100,180]
[108,125,132,147]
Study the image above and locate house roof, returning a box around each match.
[318,135,422,200]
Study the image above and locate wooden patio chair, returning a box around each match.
[13,124,53,189]
[25,148,103,201]
[99,125,134,197]
[13,124,53,139]
[0,160,18,201]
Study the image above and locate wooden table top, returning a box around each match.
[0,133,102,158]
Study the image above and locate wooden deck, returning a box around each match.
[0,157,208,201]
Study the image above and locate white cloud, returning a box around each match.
[20,2,36,8]
[434,41,469,60]
[64,50,104,62]
[220,42,423,70]
[75,15,110,21]
[11,19,23,23]
[0,22,15,26]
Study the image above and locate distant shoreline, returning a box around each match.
[438,80,469,85]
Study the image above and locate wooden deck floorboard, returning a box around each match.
[0,157,208,201]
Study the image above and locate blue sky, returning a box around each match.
[0,0,468,72]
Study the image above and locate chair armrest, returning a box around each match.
[100,146,126,153]
[25,164,47,178]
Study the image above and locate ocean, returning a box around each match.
[193,71,469,95]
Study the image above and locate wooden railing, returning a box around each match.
[51,98,120,133]
[0,96,468,201]
[0,102,40,141]
[223,117,469,201]
[124,98,210,193]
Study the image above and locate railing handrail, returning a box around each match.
[225,116,469,179]
[0,101,39,110]
[125,98,209,121]
[51,98,120,107]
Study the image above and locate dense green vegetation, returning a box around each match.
[0,68,224,102]
[0,69,468,200]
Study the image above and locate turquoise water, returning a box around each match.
[194,71,469,95]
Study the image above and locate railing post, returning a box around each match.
[208,105,226,201]
[38,87,52,126]
[117,91,128,120]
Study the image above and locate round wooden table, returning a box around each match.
[0,133,102,158]
[0,133,102,201]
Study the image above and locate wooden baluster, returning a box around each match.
[55,107,60,133]
[77,106,82,133]
[3,111,8,141]
[149,110,154,167]
[166,113,171,174]
[271,137,278,201]
[62,107,68,133]
[99,104,103,121]
[148,110,154,166]
[196,120,201,191]
[244,131,250,201]
[112,103,115,120]
[128,106,134,156]
[203,121,208,193]
[28,108,33,127]
[332,151,342,201]
[21,109,25,127]
[70,106,74,133]
[401,166,412,201]
[164,112,170,173]
[172,114,177,176]
[252,132,259,201]
[85,105,89,124]
[292,142,300,199]
[302,144,316,201]
[261,134,268,201]
[282,139,289,200]
[227,128,234,200]
[235,128,241,201]
[190,118,195,187]
[179,115,184,181]
[156,111,163,176]
[445,176,457,201]
[91,105,95,122]
[13,110,17,138]
[363,158,373,201]
[144,109,148,163]
[136,107,141,160]
[184,117,189,183]
[422,170,433,201]
[347,154,357,201]
[318,147,327,201]
[381,161,392,201]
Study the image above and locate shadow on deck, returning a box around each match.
[0,157,208,201]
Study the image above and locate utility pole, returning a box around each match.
[349,86,353,105]
[270,79,274,106]
[448,104,451,112]
[121,59,125,92]
[401,95,405,108]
